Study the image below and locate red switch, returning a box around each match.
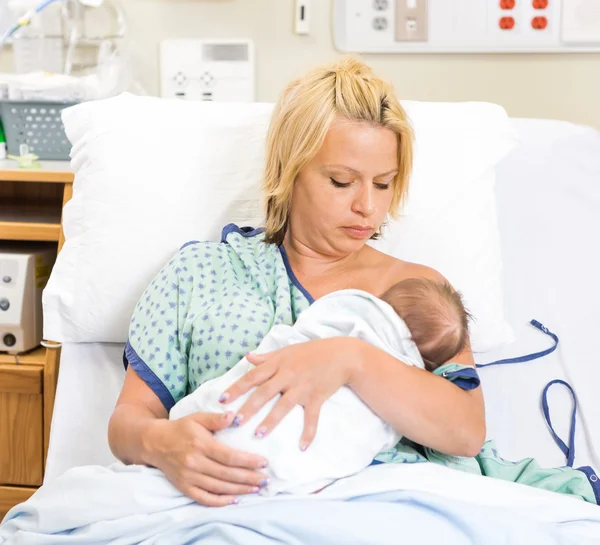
[500,0,516,9]
[499,16,516,30]
[532,0,548,9]
[531,16,548,29]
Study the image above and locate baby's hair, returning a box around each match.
[381,278,472,371]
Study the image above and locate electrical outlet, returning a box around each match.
[395,0,428,42]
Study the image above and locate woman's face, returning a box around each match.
[289,117,398,257]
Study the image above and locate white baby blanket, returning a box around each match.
[169,289,425,495]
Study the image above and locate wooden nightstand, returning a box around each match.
[0,160,73,519]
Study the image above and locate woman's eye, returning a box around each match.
[375,183,391,190]
[330,177,351,188]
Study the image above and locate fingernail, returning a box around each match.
[218,393,230,403]
[251,486,260,493]
[259,460,269,469]
[260,478,269,488]
[232,414,244,427]
[255,427,266,438]
[231,497,239,505]
[300,442,308,452]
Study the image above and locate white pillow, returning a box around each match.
[374,100,518,352]
[380,168,510,354]
[43,93,518,353]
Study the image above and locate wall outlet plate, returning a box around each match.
[333,0,600,53]
[395,0,428,41]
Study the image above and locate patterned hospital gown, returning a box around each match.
[124,224,599,505]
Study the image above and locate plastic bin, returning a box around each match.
[0,100,77,160]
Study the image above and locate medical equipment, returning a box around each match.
[0,0,62,48]
[159,39,255,102]
[2,0,65,74]
[1,0,128,79]
[0,0,139,159]
[0,243,56,354]
[333,0,600,53]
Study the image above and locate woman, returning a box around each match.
[108,58,486,508]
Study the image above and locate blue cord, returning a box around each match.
[541,380,577,467]
[476,320,578,467]
[475,319,558,369]
[0,0,63,47]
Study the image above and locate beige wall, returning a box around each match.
[2,0,600,128]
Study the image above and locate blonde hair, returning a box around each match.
[262,57,415,245]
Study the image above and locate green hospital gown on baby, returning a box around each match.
[124,224,599,506]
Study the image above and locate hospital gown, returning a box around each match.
[124,224,599,505]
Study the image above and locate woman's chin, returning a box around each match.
[336,235,368,254]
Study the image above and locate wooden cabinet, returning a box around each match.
[0,160,73,520]
[0,363,43,486]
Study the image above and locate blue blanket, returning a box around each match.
[1,463,598,544]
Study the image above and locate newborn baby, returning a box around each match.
[380,277,470,373]
[170,278,470,496]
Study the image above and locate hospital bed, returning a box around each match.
[44,116,600,479]
[4,106,600,543]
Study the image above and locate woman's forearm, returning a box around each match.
[108,403,166,466]
[347,339,486,457]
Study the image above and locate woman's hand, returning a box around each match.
[218,337,359,450]
[145,411,270,507]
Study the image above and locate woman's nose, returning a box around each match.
[352,185,375,216]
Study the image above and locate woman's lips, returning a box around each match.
[342,226,374,239]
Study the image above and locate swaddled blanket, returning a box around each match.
[169,288,425,495]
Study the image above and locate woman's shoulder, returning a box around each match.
[368,247,448,290]
[153,224,279,288]
[220,223,266,242]
[168,224,266,262]
[168,239,223,263]
[396,260,447,284]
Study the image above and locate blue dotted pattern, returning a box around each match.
[126,226,310,407]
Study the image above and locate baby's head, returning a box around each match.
[380,278,470,372]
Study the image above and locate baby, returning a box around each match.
[380,277,470,373]
[170,278,470,496]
